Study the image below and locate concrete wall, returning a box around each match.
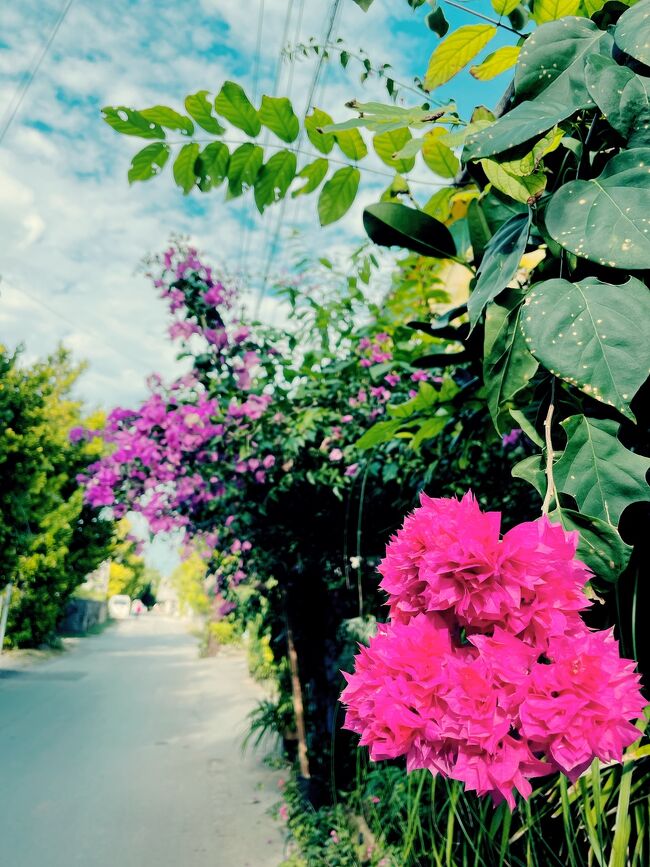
[59,598,108,634]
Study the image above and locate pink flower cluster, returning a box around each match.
[358,333,393,367]
[341,493,644,809]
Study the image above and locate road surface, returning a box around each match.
[0,617,285,867]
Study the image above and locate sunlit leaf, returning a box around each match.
[470,46,521,81]
[226,142,263,198]
[373,128,415,172]
[254,150,297,212]
[184,91,225,135]
[422,128,459,178]
[215,81,261,136]
[128,142,170,183]
[492,0,520,13]
[533,0,581,24]
[424,25,497,90]
[305,108,335,154]
[481,158,546,203]
[334,128,368,160]
[318,166,360,225]
[140,106,194,136]
[172,142,200,194]
[292,158,328,198]
[102,106,165,139]
[259,95,299,143]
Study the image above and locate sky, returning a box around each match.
[0,0,513,413]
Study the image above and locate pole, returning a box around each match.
[0,583,13,655]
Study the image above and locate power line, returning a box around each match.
[0,0,75,146]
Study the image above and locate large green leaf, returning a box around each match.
[215,81,261,136]
[172,143,199,194]
[102,106,165,139]
[585,55,650,147]
[468,211,531,328]
[195,141,230,191]
[140,106,194,136]
[356,419,403,449]
[373,129,415,173]
[550,507,633,581]
[363,203,457,260]
[258,95,299,143]
[465,19,611,160]
[254,150,297,213]
[553,415,650,526]
[226,142,263,198]
[127,142,170,183]
[317,166,360,225]
[292,158,328,198]
[484,289,539,433]
[324,101,450,134]
[521,277,650,421]
[184,91,225,135]
[545,148,650,270]
[615,0,650,66]
[305,108,335,154]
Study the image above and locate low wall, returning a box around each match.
[59,598,108,634]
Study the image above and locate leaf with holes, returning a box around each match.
[334,128,367,160]
[373,128,415,173]
[553,415,650,526]
[318,166,360,225]
[615,0,650,66]
[470,46,521,81]
[545,148,650,270]
[585,55,650,147]
[484,289,539,433]
[227,143,263,198]
[363,202,457,260]
[184,91,225,135]
[522,277,650,421]
[424,25,497,90]
[292,158,328,198]
[140,106,194,136]
[259,95,299,143]
[172,143,200,194]
[128,142,170,183]
[468,211,531,328]
[423,128,459,178]
[550,507,633,581]
[215,81,261,136]
[481,159,546,204]
[195,141,230,191]
[253,150,297,213]
[102,106,165,139]
[305,108,335,154]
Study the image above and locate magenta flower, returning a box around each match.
[329,448,344,462]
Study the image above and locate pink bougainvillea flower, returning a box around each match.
[329,448,344,462]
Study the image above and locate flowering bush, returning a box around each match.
[342,493,644,809]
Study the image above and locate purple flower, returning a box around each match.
[502,428,523,448]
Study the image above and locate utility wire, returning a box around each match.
[0,0,75,146]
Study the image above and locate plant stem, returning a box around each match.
[443,0,524,36]
[541,383,557,515]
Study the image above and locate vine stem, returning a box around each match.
[541,384,557,515]
[443,0,524,36]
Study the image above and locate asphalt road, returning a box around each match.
[0,617,284,867]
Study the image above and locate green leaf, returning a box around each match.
[467,199,491,260]
[426,7,449,37]
[615,0,650,66]
[356,419,402,449]
[352,0,374,9]
[468,211,531,329]
[317,166,360,225]
[363,202,457,260]
[585,55,650,147]
[423,187,455,221]
[184,91,225,134]
[533,0,581,24]
[470,45,521,81]
[334,128,367,160]
[424,25,497,90]
[481,159,546,204]
[550,507,633,582]
[380,174,410,202]
[545,148,650,270]
[140,106,194,136]
[195,141,230,191]
[127,142,170,183]
[214,81,261,136]
[172,142,200,194]
[512,453,546,496]
[410,415,450,449]
[422,128,459,178]
[102,106,165,139]
[373,128,415,172]
[324,101,452,134]
[492,0,520,14]
[484,289,539,433]
[253,150,297,213]
[553,415,650,526]
[497,127,564,176]
[227,142,263,198]
[521,277,650,421]
[292,158,328,198]
[305,108,335,154]
[258,95,299,143]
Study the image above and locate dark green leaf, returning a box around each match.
[140,106,194,136]
[292,158,329,197]
[305,108,335,154]
[545,148,650,270]
[172,142,200,194]
[550,507,633,582]
[468,211,531,329]
[215,81,261,136]
[615,0,650,66]
[195,141,230,191]
[554,415,650,526]
[426,8,450,37]
[102,106,165,139]
[512,453,546,497]
[227,142,264,198]
[318,166,360,225]
[584,54,650,147]
[484,289,539,433]
[467,199,491,260]
[127,142,170,183]
[352,0,374,9]
[184,91,225,134]
[258,95,299,142]
[253,150,297,213]
[363,202,457,260]
[521,277,650,421]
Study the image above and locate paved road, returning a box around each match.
[0,617,284,867]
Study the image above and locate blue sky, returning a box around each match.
[0,0,514,411]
